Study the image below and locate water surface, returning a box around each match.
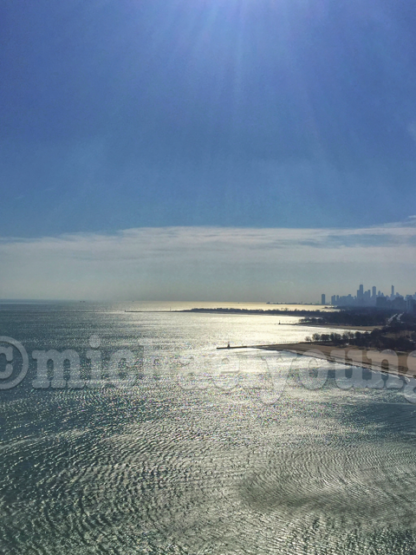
[0,303,415,554]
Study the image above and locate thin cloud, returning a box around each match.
[0,221,415,300]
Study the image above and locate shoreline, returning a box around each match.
[218,342,416,378]
[260,342,416,377]
[293,323,383,332]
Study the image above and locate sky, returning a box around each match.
[1,0,416,300]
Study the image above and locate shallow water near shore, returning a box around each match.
[1,302,416,554]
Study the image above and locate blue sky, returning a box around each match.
[1,0,416,299]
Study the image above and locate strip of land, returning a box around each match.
[294,323,382,331]
[217,342,416,377]
[181,308,333,316]
[259,342,416,377]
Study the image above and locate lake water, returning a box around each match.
[0,302,416,554]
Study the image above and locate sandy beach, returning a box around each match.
[293,323,383,332]
[259,342,416,377]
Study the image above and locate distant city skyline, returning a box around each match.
[325,283,416,310]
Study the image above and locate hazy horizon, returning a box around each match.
[1,220,415,302]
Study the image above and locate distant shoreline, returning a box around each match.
[179,307,333,316]
[177,308,384,331]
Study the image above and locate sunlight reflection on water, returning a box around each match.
[0,304,415,554]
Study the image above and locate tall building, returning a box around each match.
[321,294,326,305]
[356,284,364,304]
[391,285,395,298]
[372,286,376,298]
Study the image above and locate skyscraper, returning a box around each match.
[321,294,326,305]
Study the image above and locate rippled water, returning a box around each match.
[1,303,416,554]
